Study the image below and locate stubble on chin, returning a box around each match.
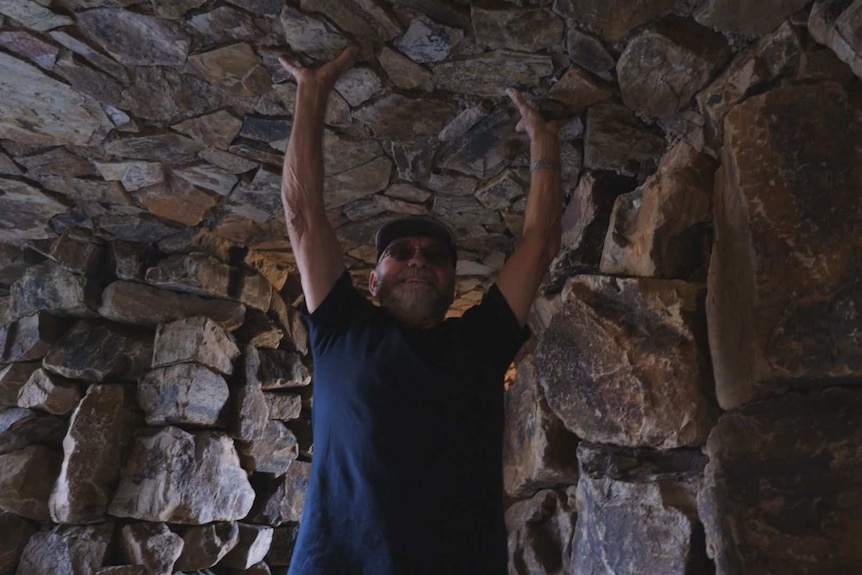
[377,275,452,323]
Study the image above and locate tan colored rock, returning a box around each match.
[17,368,80,416]
[42,320,152,382]
[11,262,96,318]
[708,82,862,409]
[15,523,114,575]
[378,46,432,90]
[323,156,392,209]
[99,281,246,331]
[236,272,273,312]
[537,275,718,449]
[174,164,238,197]
[133,178,219,227]
[300,0,388,59]
[138,364,230,427]
[0,52,111,147]
[265,392,302,422]
[172,110,243,150]
[0,363,41,407]
[110,241,149,282]
[49,384,141,524]
[220,524,273,570]
[96,161,164,192]
[600,141,716,278]
[120,523,183,575]
[617,16,728,117]
[153,316,240,375]
[188,43,270,98]
[433,51,554,97]
[0,444,61,520]
[354,93,456,140]
[238,420,298,475]
[583,102,666,177]
[809,0,862,80]
[104,133,204,164]
[393,14,463,64]
[109,427,255,524]
[549,66,614,109]
[0,511,35,575]
[29,230,106,275]
[175,522,239,571]
[258,349,311,389]
[146,254,230,298]
[503,356,579,498]
[266,524,299,567]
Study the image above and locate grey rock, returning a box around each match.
[49,384,141,524]
[4,313,67,363]
[355,93,456,140]
[548,67,614,109]
[475,169,526,211]
[334,68,383,107]
[15,147,95,179]
[247,460,311,525]
[394,15,463,64]
[0,179,67,243]
[236,272,273,312]
[95,212,185,243]
[153,316,240,375]
[280,5,349,60]
[433,50,554,97]
[378,47,432,90]
[0,407,65,455]
[438,103,492,142]
[472,7,564,52]
[150,0,207,19]
[173,164,239,197]
[323,156,393,209]
[104,133,204,164]
[17,369,80,416]
[235,308,284,349]
[42,320,152,382]
[77,8,190,66]
[96,161,165,192]
[438,105,520,179]
[299,0,389,59]
[227,168,283,224]
[323,133,383,176]
[257,349,311,389]
[238,417,298,475]
[577,442,707,484]
[0,511,35,575]
[0,444,61,520]
[119,523,184,575]
[199,148,259,174]
[384,183,432,203]
[503,356,579,498]
[618,16,729,117]
[15,523,114,575]
[601,140,716,278]
[554,0,676,42]
[99,281,246,331]
[239,116,290,146]
[109,426,255,524]
[95,566,148,575]
[187,43,271,100]
[0,0,72,31]
[220,524,273,570]
[189,7,260,46]
[11,263,95,317]
[265,392,303,422]
[110,242,147,282]
[537,275,718,449]
[48,30,129,83]
[583,102,666,177]
[427,173,477,197]
[175,522,239,571]
[266,524,299,566]
[566,28,616,76]
[506,489,577,575]
[391,137,437,182]
[699,389,862,574]
[138,364,230,427]
[172,111,244,150]
[232,345,269,443]
[695,0,809,35]
[0,363,42,408]
[53,52,123,109]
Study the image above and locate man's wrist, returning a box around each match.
[529,160,562,172]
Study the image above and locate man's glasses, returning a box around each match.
[382,242,453,267]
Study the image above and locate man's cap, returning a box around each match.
[375,216,457,264]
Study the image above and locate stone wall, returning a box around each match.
[1,0,862,574]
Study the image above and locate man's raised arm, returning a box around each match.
[279,47,357,313]
[495,88,563,326]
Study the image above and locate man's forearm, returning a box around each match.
[521,134,562,265]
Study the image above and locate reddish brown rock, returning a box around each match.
[600,141,716,279]
[17,368,81,416]
[699,389,862,574]
[109,427,255,524]
[145,254,230,298]
[0,444,61,521]
[0,407,65,455]
[707,82,862,409]
[537,275,718,449]
[0,511,35,575]
[549,67,614,109]
[503,356,579,498]
[153,316,240,376]
[99,281,246,331]
[50,384,141,524]
[0,363,41,407]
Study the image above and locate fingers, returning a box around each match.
[278,55,301,78]
[505,87,530,116]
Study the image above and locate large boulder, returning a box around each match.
[15,523,114,575]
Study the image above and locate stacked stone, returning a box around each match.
[0,229,310,574]
[503,2,862,575]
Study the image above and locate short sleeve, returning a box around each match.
[301,270,370,352]
[457,283,530,373]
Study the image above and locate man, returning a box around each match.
[278,46,561,574]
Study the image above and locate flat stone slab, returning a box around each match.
[42,320,152,382]
[0,443,61,521]
[153,316,240,375]
[16,523,114,575]
[138,364,231,427]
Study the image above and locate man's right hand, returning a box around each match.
[279,47,358,104]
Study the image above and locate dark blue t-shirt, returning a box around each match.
[287,271,528,575]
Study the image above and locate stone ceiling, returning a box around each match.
[0,0,828,306]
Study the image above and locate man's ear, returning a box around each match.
[368,269,379,296]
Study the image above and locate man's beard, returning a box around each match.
[376,268,454,326]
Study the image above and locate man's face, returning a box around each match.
[369,235,456,328]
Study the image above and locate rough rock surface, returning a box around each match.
[537,275,718,449]
[120,522,184,575]
[175,522,239,571]
[0,444,61,520]
[11,262,96,318]
[232,345,268,442]
[238,420,298,475]
[0,512,35,575]
[257,350,311,389]
[707,82,862,409]
[247,461,311,526]
[17,368,80,416]
[109,427,255,524]
[699,389,862,574]
[220,524,274,570]
[15,523,114,575]
[506,488,577,575]
[138,364,230,427]
[50,384,141,524]
[42,320,152,382]
[0,407,65,455]
[152,316,240,375]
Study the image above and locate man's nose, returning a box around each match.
[407,248,430,267]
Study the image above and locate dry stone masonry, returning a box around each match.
[0,0,861,573]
